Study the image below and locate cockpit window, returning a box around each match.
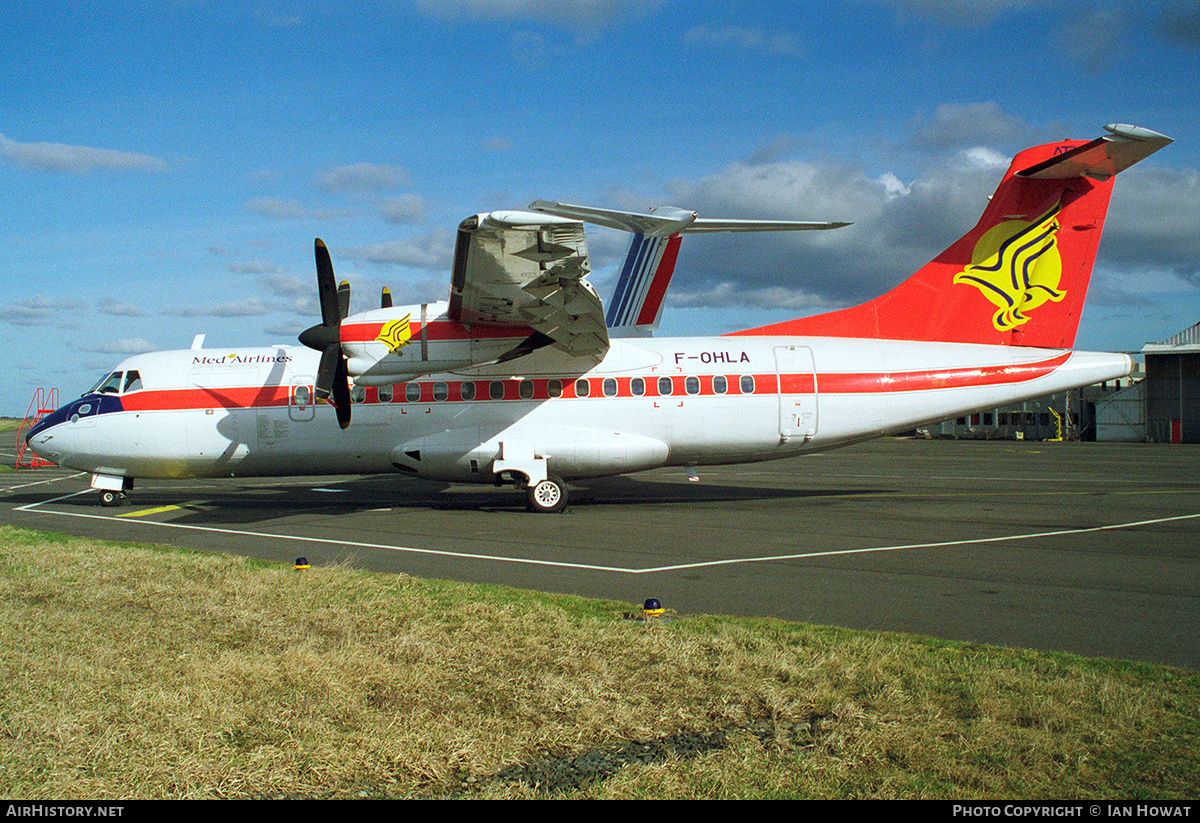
[123,370,142,392]
[88,372,123,395]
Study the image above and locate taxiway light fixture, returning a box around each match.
[294,557,310,571]
[642,598,664,617]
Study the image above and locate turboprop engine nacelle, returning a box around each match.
[341,300,539,385]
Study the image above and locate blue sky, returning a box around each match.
[3,0,1199,414]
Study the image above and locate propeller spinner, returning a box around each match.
[298,239,353,429]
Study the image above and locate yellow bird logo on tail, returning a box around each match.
[952,205,1066,331]
[376,314,413,353]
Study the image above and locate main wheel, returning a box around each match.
[98,490,122,507]
[526,476,568,514]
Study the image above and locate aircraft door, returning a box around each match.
[289,380,315,422]
[774,345,818,442]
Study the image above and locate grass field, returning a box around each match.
[2,524,1197,799]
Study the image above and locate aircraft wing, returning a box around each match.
[449,210,609,360]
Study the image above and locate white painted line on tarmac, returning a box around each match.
[13,490,1200,576]
[639,513,1200,573]
[1,472,86,492]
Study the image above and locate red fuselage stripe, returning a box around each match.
[112,354,1070,411]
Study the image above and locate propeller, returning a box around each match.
[298,239,352,429]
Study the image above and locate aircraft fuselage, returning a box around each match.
[27,334,1131,485]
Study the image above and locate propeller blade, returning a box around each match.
[314,239,340,329]
[381,286,392,309]
[314,344,340,401]
[303,239,352,429]
[332,354,352,429]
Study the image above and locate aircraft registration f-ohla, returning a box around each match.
[27,124,1172,512]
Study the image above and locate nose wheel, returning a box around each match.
[98,490,124,507]
[526,475,568,514]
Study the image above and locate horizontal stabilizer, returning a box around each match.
[531,201,850,338]
[530,200,850,236]
[1017,124,1173,181]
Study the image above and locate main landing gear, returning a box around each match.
[525,475,568,514]
[492,441,568,514]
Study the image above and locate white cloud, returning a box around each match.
[0,134,167,175]
[98,299,148,317]
[1,296,83,326]
[873,0,1040,26]
[1055,5,1129,74]
[1101,165,1200,281]
[87,338,158,355]
[380,194,426,224]
[413,0,666,31]
[314,163,410,192]
[341,230,456,269]
[682,25,799,56]
[174,298,275,318]
[228,260,283,275]
[903,103,1031,152]
[669,282,838,312]
[244,197,350,221]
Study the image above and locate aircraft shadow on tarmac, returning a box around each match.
[26,473,887,525]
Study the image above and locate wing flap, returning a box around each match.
[449,210,609,360]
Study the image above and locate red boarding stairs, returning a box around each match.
[14,387,59,469]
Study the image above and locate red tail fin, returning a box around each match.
[732,125,1172,348]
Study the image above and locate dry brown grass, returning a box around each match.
[1,525,1197,799]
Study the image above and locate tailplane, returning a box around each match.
[530,200,850,338]
[731,124,1173,348]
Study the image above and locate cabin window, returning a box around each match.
[740,375,755,394]
[351,385,366,404]
[293,385,311,406]
[548,379,563,398]
[122,371,142,392]
[433,382,449,402]
[983,412,994,426]
[405,383,422,402]
[970,413,980,425]
[575,378,590,398]
[713,375,727,394]
[519,380,534,400]
[377,385,393,403]
[489,380,505,400]
[460,381,476,401]
[658,376,673,396]
[603,378,617,397]
[685,376,700,395]
[631,377,645,396]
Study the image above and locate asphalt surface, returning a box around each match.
[3,438,1198,670]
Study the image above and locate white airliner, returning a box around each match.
[26,124,1172,512]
